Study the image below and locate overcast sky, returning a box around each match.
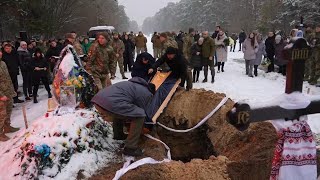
[118,0,181,26]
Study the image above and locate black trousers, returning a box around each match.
[22,71,33,97]
[33,76,51,97]
[278,65,287,76]
[9,73,18,93]
[193,69,200,82]
[217,62,225,71]
[123,53,134,72]
[267,55,275,72]
[239,43,242,51]
[254,65,259,76]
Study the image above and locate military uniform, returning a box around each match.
[74,41,84,56]
[304,30,315,81]
[0,60,17,134]
[110,38,126,78]
[86,42,113,90]
[202,37,216,82]
[310,32,320,85]
[135,35,147,55]
[183,34,195,90]
[183,34,194,60]
[151,35,163,58]
[162,37,178,55]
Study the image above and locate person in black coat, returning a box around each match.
[190,38,204,82]
[211,26,221,39]
[2,44,24,103]
[17,41,33,100]
[238,29,247,51]
[265,31,276,72]
[148,47,191,90]
[131,52,155,82]
[45,40,61,72]
[122,34,135,72]
[31,48,52,103]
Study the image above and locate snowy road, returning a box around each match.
[6,36,320,138]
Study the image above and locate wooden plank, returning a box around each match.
[152,79,181,123]
[151,71,172,90]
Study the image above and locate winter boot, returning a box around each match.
[123,147,143,157]
[202,78,208,83]
[48,92,52,98]
[13,97,24,104]
[0,133,10,142]
[34,97,38,104]
[211,76,215,83]
[4,124,20,133]
[113,120,127,140]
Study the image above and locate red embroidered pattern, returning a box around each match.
[270,121,316,180]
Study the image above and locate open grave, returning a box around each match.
[90,89,280,180]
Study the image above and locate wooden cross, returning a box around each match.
[227,38,320,131]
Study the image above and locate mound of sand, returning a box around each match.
[90,89,278,180]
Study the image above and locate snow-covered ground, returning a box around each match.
[0,35,319,179]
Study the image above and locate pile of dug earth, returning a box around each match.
[90,89,292,180]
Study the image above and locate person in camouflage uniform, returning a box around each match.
[151,32,163,59]
[129,32,136,60]
[0,51,20,141]
[86,32,113,90]
[201,31,216,83]
[309,24,320,86]
[183,28,196,90]
[110,33,128,80]
[159,32,179,71]
[304,25,315,81]
[160,32,179,54]
[71,32,84,56]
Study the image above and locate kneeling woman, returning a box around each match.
[31,48,52,103]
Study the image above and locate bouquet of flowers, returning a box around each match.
[53,45,98,109]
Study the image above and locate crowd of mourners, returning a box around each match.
[0,23,320,141]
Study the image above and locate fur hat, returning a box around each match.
[166,47,177,55]
[97,32,109,40]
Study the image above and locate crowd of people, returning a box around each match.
[1,23,320,142]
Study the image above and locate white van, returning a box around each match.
[88,26,115,41]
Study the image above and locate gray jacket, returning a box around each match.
[92,77,153,118]
[243,38,258,60]
[252,41,266,65]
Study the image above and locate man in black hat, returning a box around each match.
[148,47,191,90]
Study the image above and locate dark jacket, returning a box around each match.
[211,30,219,39]
[45,46,61,60]
[123,38,135,57]
[17,47,33,72]
[131,52,155,81]
[239,32,247,43]
[275,41,288,66]
[31,55,49,78]
[265,36,276,57]
[91,77,153,118]
[175,34,184,54]
[2,51,20,76]
[190,43,202,68]
[194,34,200,42]
[152,51,188,79]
